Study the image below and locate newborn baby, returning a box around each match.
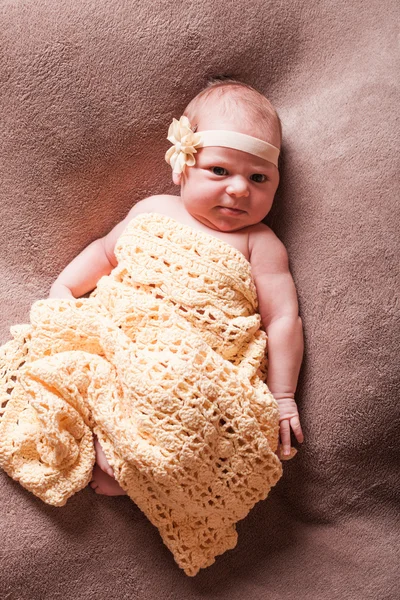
[48,77,305,496]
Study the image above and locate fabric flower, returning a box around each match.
[165,116,203,175]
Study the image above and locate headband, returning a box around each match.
[165,116,280,175]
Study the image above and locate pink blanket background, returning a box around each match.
[0,1,398,598]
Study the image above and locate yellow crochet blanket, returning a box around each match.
[0,212,284,576]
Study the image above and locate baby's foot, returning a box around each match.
[90,434,127,496]
[90,464,127,496]
[93,435,115,478]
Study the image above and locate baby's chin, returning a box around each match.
[186,207,255,232]
[203,215,251,233]
[214,221,248,232]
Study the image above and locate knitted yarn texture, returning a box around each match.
[0,213,283,576]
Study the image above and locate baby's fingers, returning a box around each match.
[290,416,304,444]
[279,419,292,456]
[279,417,304,458]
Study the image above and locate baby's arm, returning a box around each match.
[49,204,141,299]
[249,225,304,456]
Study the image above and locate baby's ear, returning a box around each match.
[172,172,182,185]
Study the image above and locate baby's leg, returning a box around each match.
[90,435,127,496]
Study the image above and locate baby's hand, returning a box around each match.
[272,394,304,457]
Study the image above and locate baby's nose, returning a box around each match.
[226,176,249,197]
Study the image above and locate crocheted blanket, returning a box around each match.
[0,212,283,576]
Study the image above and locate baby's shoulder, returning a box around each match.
[102,195,179,265]
[131,194,179,216]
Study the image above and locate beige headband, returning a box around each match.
[165,116,280,174]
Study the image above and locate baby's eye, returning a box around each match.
[250,173,267,183]
[211,166,228,176]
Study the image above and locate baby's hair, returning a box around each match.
[183,76,282,148]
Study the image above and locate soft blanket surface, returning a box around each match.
[0,213,283,576]
[0,0,398,597]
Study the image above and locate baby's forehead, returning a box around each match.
[195,98,248,127]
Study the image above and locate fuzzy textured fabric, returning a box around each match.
[0,213,285,576]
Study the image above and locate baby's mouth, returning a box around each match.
[216,206,245,216]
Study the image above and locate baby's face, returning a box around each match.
[175,111,280,233]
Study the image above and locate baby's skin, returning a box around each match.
[52,87,304,496]
[90,436,127,496]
